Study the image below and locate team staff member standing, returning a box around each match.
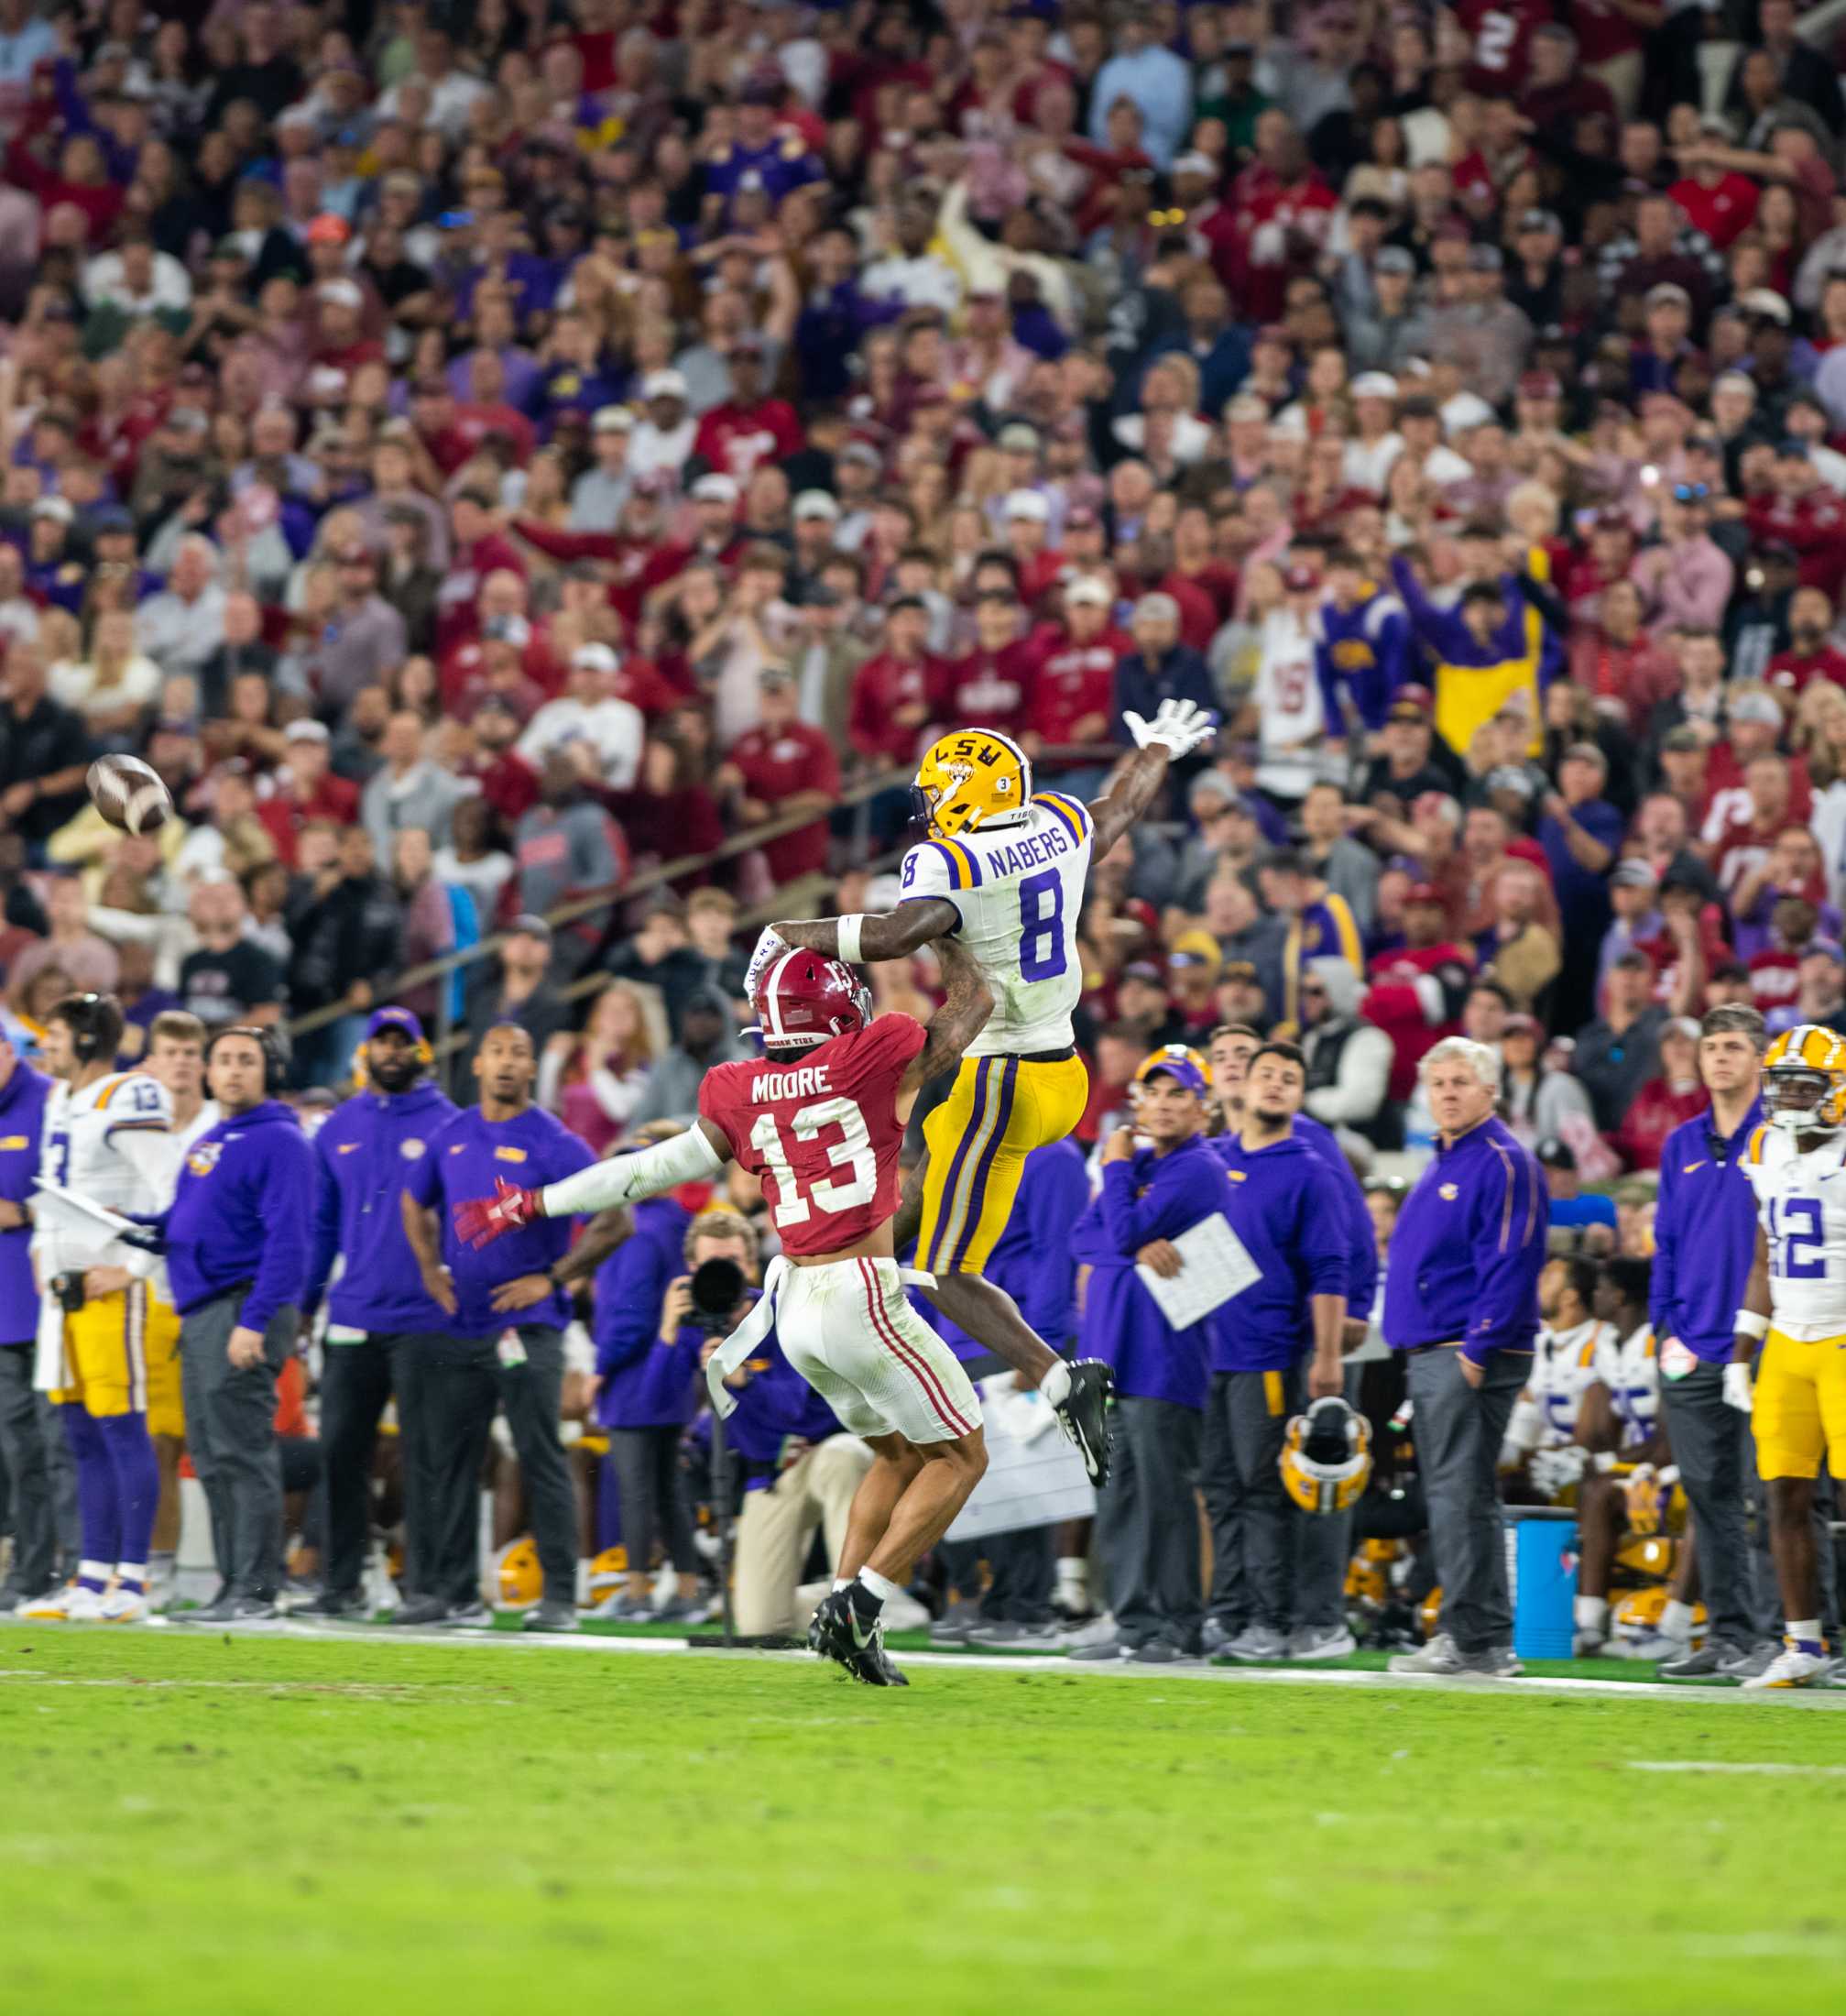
[1385,1036,1546,1679]
[159,1027,317,1626]
[1069,1053,1220,1664]
[0,1033,60,1607]
[301,1007,457,1619]
[1200,1042,1349,1665]
[1649,1004,1779,1681]
[401,1023,627,1633]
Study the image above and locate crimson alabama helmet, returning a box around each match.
[752,949,873,1053]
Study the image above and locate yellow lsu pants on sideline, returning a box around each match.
[917,1053,1088,1275]
[143,1289,184,1438]
[1754,1328,1846,1481]
[49,1283,171,1420]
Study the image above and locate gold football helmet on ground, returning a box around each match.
[494,1536,542,1610]
[1763,1023,1846,1134]
[913,729,1032,837]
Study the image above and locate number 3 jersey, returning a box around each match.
[1742,1125,1846,1341]
[36,1070,175,1274]
[698,1015,927,1256]
[898,794,1092,1057]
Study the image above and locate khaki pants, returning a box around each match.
[733,1434,872,1636]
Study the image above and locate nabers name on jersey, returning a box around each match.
[898,793,1092,1057]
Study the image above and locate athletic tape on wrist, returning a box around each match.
[836,914,866,966]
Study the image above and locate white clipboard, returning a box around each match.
[32,1183,145,1249]
[1133,1211,1261,1329]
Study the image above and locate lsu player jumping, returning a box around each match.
[20,994,174,1624]
[765,700,1218,1474]
[1734,1022,1846,1688]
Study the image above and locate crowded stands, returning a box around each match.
[0,0,1843,1652]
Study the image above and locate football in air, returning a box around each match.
[86,754,175,835]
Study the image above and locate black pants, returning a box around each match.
[606,1423,697,1578]
[320,1332,423,1599]
[0,1340,60,1596]
[1202,1364,1304,1635]
[937,1527,1057,1623]
[411,1327,575,1605]
[1097,1396,1203,1651]
[180,1291,296,1604]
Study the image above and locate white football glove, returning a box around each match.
[1122,697,1218,759]
[1530,1443,1589,1499]
[744,926,790,1002]
[1723,1360,1755,1416]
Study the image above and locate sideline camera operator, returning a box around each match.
[595,1210,748,1622]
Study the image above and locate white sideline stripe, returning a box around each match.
[16,1616,1844,1708]
[1628,1760,1846,1776]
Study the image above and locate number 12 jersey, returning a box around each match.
[1743,1124,1846,1341]
[897,794,1092,1057]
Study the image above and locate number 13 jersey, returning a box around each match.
[1742,1124,1846,1341]
[897,794,1092,1057]
[699,1014,927,1256]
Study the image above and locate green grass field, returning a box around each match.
[3,1631,1844,2016]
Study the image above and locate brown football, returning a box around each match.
[87,754,175,835]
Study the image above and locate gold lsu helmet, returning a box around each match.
[1763,1023,1846,1134]
[494,1536,542,1611]
[1279,1396,1373,1515]
[913,729,1032,838]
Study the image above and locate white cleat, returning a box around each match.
[17,1583,107,1622]
[98,1587,150,1625]
[1740,1639,1831,1690]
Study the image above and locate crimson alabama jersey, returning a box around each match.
[1454,0,1549,89]
[699,1014,927,1256]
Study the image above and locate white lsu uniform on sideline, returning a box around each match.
[1742,1125,1846,1339]
[1503,1317,1611,1496]
[1593,1320,1661,1451]
[32,1071,175,1404]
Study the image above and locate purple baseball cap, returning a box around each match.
[366,1005,425,1043]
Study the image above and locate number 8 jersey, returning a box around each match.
[897,793,1092,1057]
[1742,1124,1846,1341]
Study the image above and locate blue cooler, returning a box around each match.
[1505,1509,1578,1660]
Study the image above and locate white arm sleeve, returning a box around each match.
[539,1123,726,1218]
[107,1128,181,1277]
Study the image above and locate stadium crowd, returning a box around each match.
[0,0,1844,1662]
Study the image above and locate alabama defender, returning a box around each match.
[764,701,1217,1409]
[21,994,174,1624]
[1734,1023,1846,1687]
[456,940,996,1685]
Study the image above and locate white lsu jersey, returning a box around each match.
[37,1070,175,1273]
[1743,1124,1846,1341]
[899,793,1092,1057]
[1593,1320,1660,1448]
[1508,1319,1612,1451]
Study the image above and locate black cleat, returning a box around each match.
[1054,1359,1116,1487]
[811,1583,909,1685]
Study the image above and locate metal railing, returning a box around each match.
[283,741,1128,1086]
[284,761,913,1073]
